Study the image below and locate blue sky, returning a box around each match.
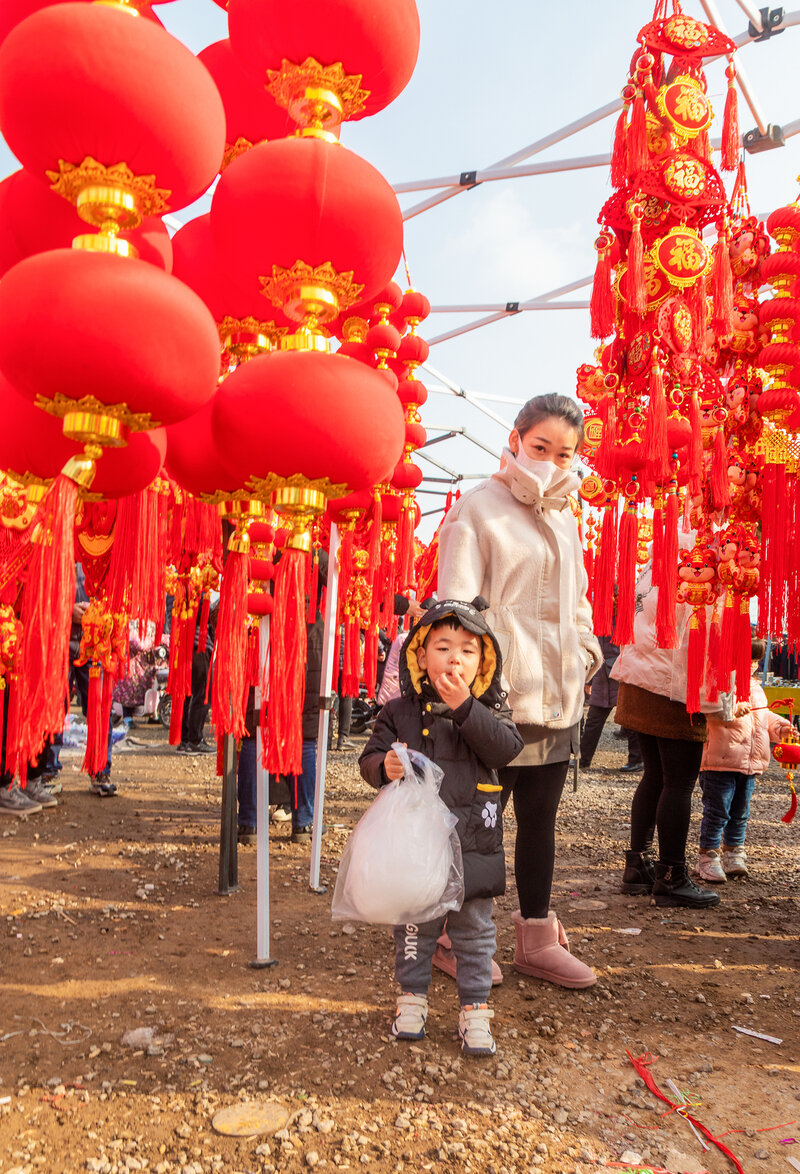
[2,0,799,537]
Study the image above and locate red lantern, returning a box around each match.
[0,0,164,47]
[0,168,172,274]
[0,249,221,431]
[165,401,242,500]
[212,351,404,494]
[211,137,403,315]
[198,39,294,165]
[0,3,225,212]
[228,0,420,122]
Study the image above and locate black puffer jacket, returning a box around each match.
[359,598,522,901]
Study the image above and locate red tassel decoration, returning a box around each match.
[245,622,261,693]
[695,127,712,161]
[612,501,638,647]
[655,489,679,648]
[307,550,320,623]
[686,608,707,714]
[267,547,308,776]
[16,474,78,772]
[758,461,776,638]
[717,592,736,697]
[211,547,250,741]
[396,500,415,593]
[706,606,722,704]
[592,498,618,637]
[721,61,740,172]
[711,227,734,340]
[590,232,615,339]
[627,210,646,315]
[363,624,378,698]
[734,599,752,702]
[196,593,211,655]
[610,101,629,188]
[710,429,732,510]
[644,362,670,483]
[627,90,649,174]
[651,494,664,586]
[688,391,703,498]
[781,781,797,824]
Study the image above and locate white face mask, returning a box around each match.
[509,447,564,491]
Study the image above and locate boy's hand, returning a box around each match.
[434,670,471,710]
[734,701,752,718]
[384,746,406,781]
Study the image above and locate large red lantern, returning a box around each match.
[211,137,403,321]
[0,249,221,435]
[165,400,242,500]
[197,38,294,167]
[228,0,420,126]
[0,4,225,216]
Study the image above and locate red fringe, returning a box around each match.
[652,499,664,586]
[771,468,788,638]
[627,221,646,315]
[686,608,707,715]
[782,784,797,824]
[718,592,736,697]
[721,67,740,172]
[695,128,712,161]
[758,462,776,638]
[612,505,638,646]
[654,491,679,648]
[688,391,703,498]
[342,614,360,697]
[17,474,77,772]
[196,593,210,654]
[627,92,649,174]
[734,599,752,702]
[610,104,628,188]
[644,364,670,483]
[363,625,378,698]
[706,608,721,704]
[593,500,618,637]
[396,503,415,594]
[711,429,732,510]
[712,230,734,339]
[211,549,250,741]
[267,548,307,776]
[307,552,319,623]
[4,679,19,778]
[590,240,615,339]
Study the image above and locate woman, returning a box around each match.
[611,558,722,909]
[438,393,601,988]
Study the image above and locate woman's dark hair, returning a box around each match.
[751,638,766,662]
[514,394,584,447]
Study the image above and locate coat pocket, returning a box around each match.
[468,783,503,854]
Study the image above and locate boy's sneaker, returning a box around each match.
[89,773,117,798]
[391,993,428,1040]
[0,783,42,815]
[23,777,58,808]
[458,1003,496,1056]
[722,845,749,877]
[696,850,726,884]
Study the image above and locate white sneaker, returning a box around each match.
[270,804,292,824]
[458,1003,496,1056]
[696,850,726,884]
[722,846,749,877]
[392,993,428,1040]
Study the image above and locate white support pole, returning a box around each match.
[429,275,592,313]
[251,614,277,968]
[427,302,590,347]
[698,0,770,134]
[400,99,622,220]
[309,522,340,893]
[730,0,763,30]
[396,152,610,196]
[422,362,515,430]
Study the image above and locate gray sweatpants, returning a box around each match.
[393,897,495,1006]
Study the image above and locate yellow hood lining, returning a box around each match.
[404,623,497,700]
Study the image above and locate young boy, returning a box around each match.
[359,598,522,1056]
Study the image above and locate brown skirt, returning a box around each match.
[615,682,707,743]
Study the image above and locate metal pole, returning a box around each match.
[730,0,763,30]
[309,522,340,894]
[395,152,610,195]
[421,363,515,431]
[217,733,239,896]
[427,302,590,347]
[400,99,622,220]
[250,614,277,968]
[698,0,769,134]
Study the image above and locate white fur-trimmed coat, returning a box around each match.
[437,452,601,730]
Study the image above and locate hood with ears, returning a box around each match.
[399,596,506,706]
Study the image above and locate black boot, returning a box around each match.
[652,862,721,909]
[620,849,656,895]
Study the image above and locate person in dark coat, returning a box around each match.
[359,597,522,1056]
[579,634,642,772]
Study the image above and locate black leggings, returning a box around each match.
[630,732,704,866]
[500,761,569,920]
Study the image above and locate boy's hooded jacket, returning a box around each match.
[359,598,523,901]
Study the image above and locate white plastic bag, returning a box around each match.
[332,743,465,925]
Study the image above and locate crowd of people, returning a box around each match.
[0,393,792,1061]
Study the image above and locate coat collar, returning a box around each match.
[492,448,579,510]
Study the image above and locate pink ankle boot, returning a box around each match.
[432,930,503,986]
[512,910,596,989]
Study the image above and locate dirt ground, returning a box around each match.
[1,715,798,1174]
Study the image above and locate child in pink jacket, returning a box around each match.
[697,639,794,883]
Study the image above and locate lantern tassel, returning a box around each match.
[612,504,638,647]
[627,215,646,315]
[593,500,618,637]
[711,429,732,510]
[734,599,752,702]
[590,235,615,339]
[712,228,734,340]
[706,607,722,704]
[781,781,797,824]
[267,547,307,776]
[627,90,649,174]
[686,607,707,715]
[644,363,670,483]
[610,103,628,188]
[211,548,250,741]
[655,490,679,648]
[721,63,740,172]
